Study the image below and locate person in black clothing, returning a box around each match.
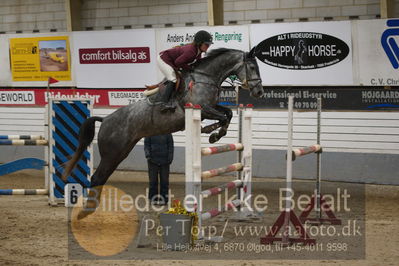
[144,134,174,205]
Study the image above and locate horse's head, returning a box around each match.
[235,47,264,98]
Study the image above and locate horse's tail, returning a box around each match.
[61,116,103,181]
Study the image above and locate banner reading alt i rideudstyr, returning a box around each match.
[9,36,71,82]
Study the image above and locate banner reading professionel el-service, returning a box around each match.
[239,87,399,110]
[250,21,353,86]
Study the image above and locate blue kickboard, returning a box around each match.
[0,158,46,176]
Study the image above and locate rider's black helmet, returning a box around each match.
[194,30,214,45]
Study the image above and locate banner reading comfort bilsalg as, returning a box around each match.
[72,29,157,88]
[9,36,71,82]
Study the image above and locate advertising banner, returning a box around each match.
[72,29,157,88]
[0,87,237,107]
[0,88,146,107]
[9,36,71,82]
[155,25,250,81]
[250,21,353,85]
[239,87,399,110]
[355,19,399,86]
[156,25,250,51]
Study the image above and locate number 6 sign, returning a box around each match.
[64,183,83,207]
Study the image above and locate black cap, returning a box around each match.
[194,30,213,45]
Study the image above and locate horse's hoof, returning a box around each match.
[209,133,219,143]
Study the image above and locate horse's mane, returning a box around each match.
[196,48,242,66]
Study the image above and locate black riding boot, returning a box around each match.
[160,81,176,113]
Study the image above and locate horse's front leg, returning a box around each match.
[201,104,232,143]
[211,105,233,142]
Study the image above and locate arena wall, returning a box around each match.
[1,0,399,33]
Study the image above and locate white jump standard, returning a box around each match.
[298,98,341,225]
[261,96,319,245]
[185,103,253,239]
[260,96,341,246]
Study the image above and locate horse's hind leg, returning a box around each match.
[77,158,123,219]
[78,140,138,219]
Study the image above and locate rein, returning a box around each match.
[188,51,262,94]
[190,70,219,88]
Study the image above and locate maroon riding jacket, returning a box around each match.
[160,43,201,70]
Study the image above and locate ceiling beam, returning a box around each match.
[380,0,394,18]
[208,0,224,26]
[65,0,82,31]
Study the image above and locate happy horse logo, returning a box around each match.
[294,40,307,64]
[381,19,399,69]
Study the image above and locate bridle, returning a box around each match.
[190,51,262,91]
[239,52,262,90]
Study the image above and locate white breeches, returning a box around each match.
[157,55,177,82]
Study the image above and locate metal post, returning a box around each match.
[241,105,252,213]
[48,99,55,205]
[283,96,294,244]
[316,98,322,219]
[44,103,49,193]
[236,105,243,209]
[286,96,294,205]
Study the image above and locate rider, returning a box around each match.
[157,30,213,112]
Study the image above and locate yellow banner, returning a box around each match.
[10,36,71,82]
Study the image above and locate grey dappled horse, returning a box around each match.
[63,48,263,217]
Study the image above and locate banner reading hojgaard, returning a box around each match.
[10,36,71,82]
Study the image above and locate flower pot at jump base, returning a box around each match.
[159,213,193,251]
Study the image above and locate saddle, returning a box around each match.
[144,76,182,96]
[144,68,196,103]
